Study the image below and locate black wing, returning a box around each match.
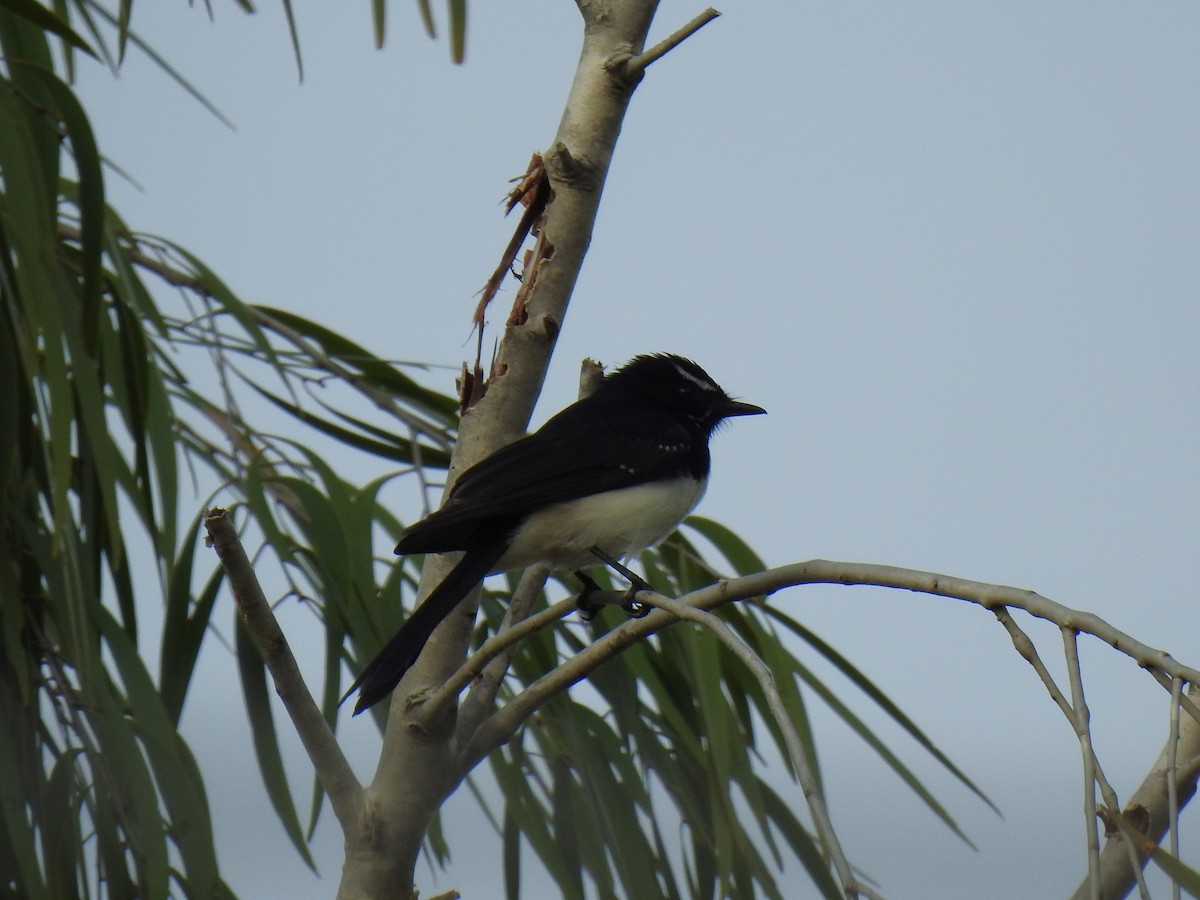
[395,400,700,555]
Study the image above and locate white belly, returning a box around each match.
[497,477,707,572]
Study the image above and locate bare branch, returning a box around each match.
[1168,677,1184,900]
[1063,628,1101,899]
[462,559,1200,837]
[994,608,1073,716]
[623,7,721,77]
[203,508,364,830]
[417,596,580,733]
[998,612,1149,897]
[452,565,553,743]
[451,556,1200,897]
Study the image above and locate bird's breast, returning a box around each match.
[496,476,708,573]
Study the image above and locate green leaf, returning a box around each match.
[253,304,460,424]
[0,0,97,57]
[683,515,766,574]
[503,806,521,900]
[42,748,85,899]
[247,380,452,468]
[96,607,230,894]
[160,513,223,726]
[0,678,49,895]
[235,617,319,871]
[84,688,173,896]
[1148,840,1200,895]
[795,649,975,847]
[115,0,130,61]
[448,0,466,61]
[280,0,304,80]
[416,0,434,38]
[82,4,235,128]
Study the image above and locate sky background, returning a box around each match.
[72,1,1200,897]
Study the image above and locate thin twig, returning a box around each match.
[624,7,721,77]
[203,507,364,830]
[453,565,553,746]
[424,596,582,728]
[1144,667,1200,732]
[1169,676,1183,900]
[1063,628,1100,900]
[996,611,1150,897]
[994,607,1073,717]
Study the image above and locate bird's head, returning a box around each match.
[603,353,766,434]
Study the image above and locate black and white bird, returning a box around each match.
[347,353,764,714]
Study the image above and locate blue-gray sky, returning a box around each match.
[75,2,1199,896]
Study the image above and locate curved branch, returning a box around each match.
[464,559,1200,765]
[454,559,1200,896]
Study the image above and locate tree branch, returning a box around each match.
[1063,628,1102,899]
[622,7,721,77]
[416,595,580,733]
[203,507,363,830]
[354,4,668,893]
[996,611,1151,897]
[467,560,1200,762]
[458,558,1200,873]
[451,565,553,744]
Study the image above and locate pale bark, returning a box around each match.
[336,3,680,896]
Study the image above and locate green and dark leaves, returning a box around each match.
[0,10,459,896]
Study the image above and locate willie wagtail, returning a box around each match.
[347,353,764,713]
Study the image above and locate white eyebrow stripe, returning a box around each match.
[672,362,718,391]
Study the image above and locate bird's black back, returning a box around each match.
[394,354,730,556]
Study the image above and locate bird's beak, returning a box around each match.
[719,399,767,418]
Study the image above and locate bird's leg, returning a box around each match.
[589,547,654,618]
[574,569,604,621]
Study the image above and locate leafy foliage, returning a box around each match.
[1,10,229,894]
[0,7,457,895]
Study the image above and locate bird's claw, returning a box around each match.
[620,593,651,618]
[574,569,603,621]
